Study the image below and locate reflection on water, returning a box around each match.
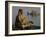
[27,11,40,26]
[28,15,40,26]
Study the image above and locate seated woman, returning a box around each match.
[15,9,32,30]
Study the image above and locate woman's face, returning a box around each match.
[19,11,23,15]
[19,12,22,15]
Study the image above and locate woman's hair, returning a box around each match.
[18,9,23,14]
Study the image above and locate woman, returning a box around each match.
[15,9,31,30]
